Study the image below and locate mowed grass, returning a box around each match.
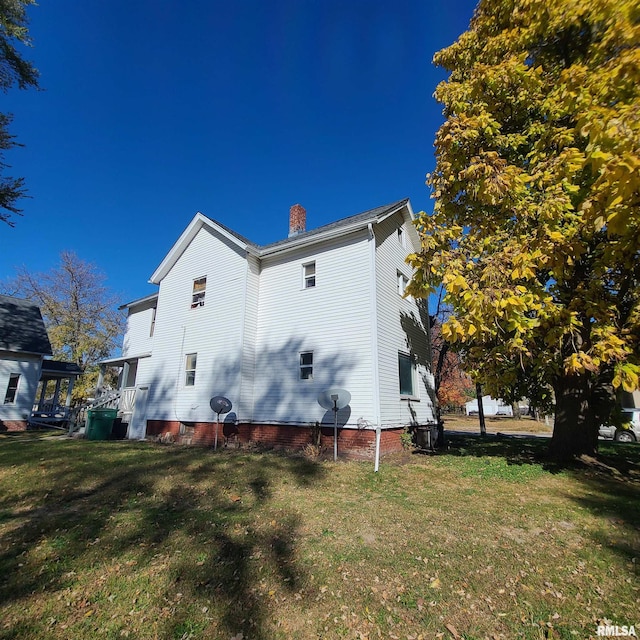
[0,432,638,640]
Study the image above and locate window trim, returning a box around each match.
[185,353,197,387]
[397,226,406,248]
[398,352,416,398]
[302,262,316,289]
[300,351,313,380]
[4,374,20,404]
[191,276,207,308]
[397,271,409,296]
[149,306,157,337]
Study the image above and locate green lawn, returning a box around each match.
[0,432,638,639]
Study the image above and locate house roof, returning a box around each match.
[119,292,159,311]
[41,360,83,377]
[259,199,409,254]
[149,198,411,284]
[0,294,53,356]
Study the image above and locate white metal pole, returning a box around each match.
[374,426,381,472]
[214,414,219,450]
[333,399,338,462]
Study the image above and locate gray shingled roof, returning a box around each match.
[259,199,409,251]
[41,360,83,376]
[0,295,53,355]
[204,198,409,254]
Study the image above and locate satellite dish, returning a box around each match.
[209,396,232,452]
[210,396,232,415]
[318,388,351,462]
[317,388,351,411]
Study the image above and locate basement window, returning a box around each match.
[4,374,20,404]
[185,353,197,386]
[300,352,313,380]
[191,276,206,308]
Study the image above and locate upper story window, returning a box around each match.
[149,306,157,337]
[397,226,406,248]
[4,374,20,404]
[398,271,409,296]
[185,353,197,386]
[300,352,313,379]
[303,262,316,289]
[191,277,206,308]
[398,353,414,397]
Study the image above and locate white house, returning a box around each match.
[0,295,82,431]
[102,199,437,457]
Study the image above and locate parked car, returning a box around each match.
[598,408,640,443]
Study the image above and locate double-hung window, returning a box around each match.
[300,352,313,379]
[191,277,206,308]
[303,262,316,289]
[4,374,20,404]
[185,353,197,386]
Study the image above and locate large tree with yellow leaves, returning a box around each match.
[408,0,640,459]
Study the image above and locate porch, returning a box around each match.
[30,360,83,428]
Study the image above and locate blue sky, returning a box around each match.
[1,0,477,305]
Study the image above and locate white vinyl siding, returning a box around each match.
[254,230,375,425]
[239,254,261,421]
[122,298,157,357]
[0,352,42,422]
[374,210,435,427]
[144,225,248,423]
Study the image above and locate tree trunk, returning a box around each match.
[548,373,598,461]
[511,402,521,420]
[476,382,486,436]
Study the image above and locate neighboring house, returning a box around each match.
[465,396,513,417]
[0,295,82,431]
[101,199,436,457]
[0,295,52,430]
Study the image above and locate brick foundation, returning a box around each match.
[0,420,28,432]
[145,420,405,459]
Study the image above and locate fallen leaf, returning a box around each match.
[445,623,460,639]
[430,578,441,589]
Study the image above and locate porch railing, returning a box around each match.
[67,387,137,435]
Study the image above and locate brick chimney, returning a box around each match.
[289,204,306,237]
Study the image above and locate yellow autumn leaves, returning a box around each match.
[409,0,640,397]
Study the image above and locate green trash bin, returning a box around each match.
[86,408,118,440]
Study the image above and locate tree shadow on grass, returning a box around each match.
[0,436,324,639]
[431,432,640,566]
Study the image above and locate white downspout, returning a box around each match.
[367,223,381,427]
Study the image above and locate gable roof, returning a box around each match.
[150,199,411,284]
[258,199,410,256]
[0,295,53,356]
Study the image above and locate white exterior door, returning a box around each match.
[127,385,149,440]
